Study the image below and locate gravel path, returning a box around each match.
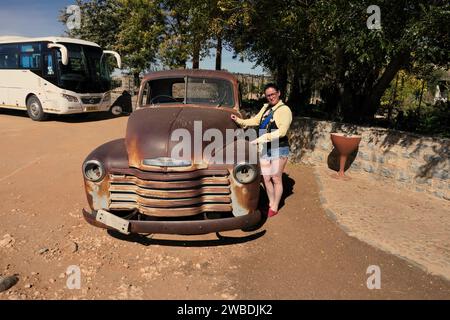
[314,165,450,282]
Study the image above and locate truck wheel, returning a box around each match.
[26,95,48,121]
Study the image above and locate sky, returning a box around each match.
[0,0,265,75]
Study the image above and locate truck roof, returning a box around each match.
[142,69,238,83]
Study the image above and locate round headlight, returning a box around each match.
[233,163,258,184]
[83,160,105,182]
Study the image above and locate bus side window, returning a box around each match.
[0,44,19,69]
[44,53,55,76]
[19,43,41,69]
[20,53,41,69]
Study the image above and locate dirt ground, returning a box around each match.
[0,109,450,300]
[315,166,450,282]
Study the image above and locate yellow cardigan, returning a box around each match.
[235,100,292,143]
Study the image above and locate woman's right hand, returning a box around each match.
[230,114,239,122]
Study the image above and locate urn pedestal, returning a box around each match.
[330,133,362,181]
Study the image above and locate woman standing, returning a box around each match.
[231,83,293,217]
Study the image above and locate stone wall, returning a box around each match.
[241,109,450,201]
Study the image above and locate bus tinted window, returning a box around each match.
[19,43,41,69]
[0,53,18,68]
[20,43,41,53]
[20,53,41,69]
[44,53,55,76]
[0,44,19,69]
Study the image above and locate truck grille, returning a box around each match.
[81,97,102,104]
[108,169,232,217]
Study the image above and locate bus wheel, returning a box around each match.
[26,96,48,121]
[110,105,123,116]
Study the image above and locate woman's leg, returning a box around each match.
[260,158,275,208]
[269,157,288,212]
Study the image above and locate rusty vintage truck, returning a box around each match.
[81,69,263,235]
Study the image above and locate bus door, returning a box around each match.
[42,48,58,99]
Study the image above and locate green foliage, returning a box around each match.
[158,0,211,69]
[381,70,427,109]
[59,0,122,50]
[58,0,449,136]
[115,0,165,76]
[229,0,449,123]
[60,0,236,71]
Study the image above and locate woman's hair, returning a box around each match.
[263,83,280,93]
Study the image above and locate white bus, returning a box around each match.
[0,36,122,121]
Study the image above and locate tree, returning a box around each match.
[228,0,449,123]
[59,0,122,50]
[209,0,247,70]
[61,0,166,83]
[115,0,165,83]
[159,0,212,69]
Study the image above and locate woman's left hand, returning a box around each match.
[250,139,258,145]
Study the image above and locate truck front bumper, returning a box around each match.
[82,209,262,235]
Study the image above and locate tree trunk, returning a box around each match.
[215,34,222,71]
[250,75,254,99]
[417,80,425,116]
[388,74,399,122]
[275,63,288,100]
[288,72,302,113]
[192,39,200,69]
[361,51,410,122]
[133,72,140,89]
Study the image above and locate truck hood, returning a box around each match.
[125,106,240,168]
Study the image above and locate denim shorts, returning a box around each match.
[260,145,290,160]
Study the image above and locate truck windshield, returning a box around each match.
[145,77,234,107]
[57,43,111,93]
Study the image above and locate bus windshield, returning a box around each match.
[57,43,111,93]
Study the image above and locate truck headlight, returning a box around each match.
[83,160,105,182]
[233,163,258,184]
[62,94,79,102]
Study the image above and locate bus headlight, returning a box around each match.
[233,163,258,184]
[62,94,79,102]
[103,92,111,102]
[83,160,105,182]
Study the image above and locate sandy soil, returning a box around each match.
[0,109,449,299]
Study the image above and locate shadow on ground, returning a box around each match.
[107,229,266,247]
[56,111,131,123]
[326,147,359,172]
[0,108,129,123]
[279,173,295,210]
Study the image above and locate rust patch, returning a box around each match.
[84,175,110,211]
[229,169,260,217]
